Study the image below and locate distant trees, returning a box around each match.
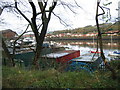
[51,22,118,35]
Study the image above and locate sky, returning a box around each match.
[0,0,119,34]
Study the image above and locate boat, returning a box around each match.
[113,51,120,54]
[70,56,94,63]
[89,50,101,53]
[42,50,80,63]
[108,51,120,56]
[90,51,101,53]
[65,57,104,72]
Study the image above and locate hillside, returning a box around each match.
[51,22,119,35]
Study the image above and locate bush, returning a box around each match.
[109,60,120,70]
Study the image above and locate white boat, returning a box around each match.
[108,51,120,56]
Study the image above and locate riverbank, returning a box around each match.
[46,36,120,41]
[2,60,120,88]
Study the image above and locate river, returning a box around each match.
[49,40,120,61]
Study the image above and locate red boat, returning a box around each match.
[42,50,80,63]
[90,50,101,53]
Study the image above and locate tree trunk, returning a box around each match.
[33,46,41,69]
[32,20,49,69]
[31,26,41,69]
[2,39,15,66]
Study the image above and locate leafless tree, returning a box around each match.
[1,0,81,69]
[95,0,116,79]
[13,0,81,69]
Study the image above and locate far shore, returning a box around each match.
[46,36,120,41]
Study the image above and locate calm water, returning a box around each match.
[49,40,120,61]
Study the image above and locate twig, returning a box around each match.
[59,1,77,14]
[52,12,70,27]
[14,0,32,25]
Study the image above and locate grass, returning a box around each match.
[2,60,120,89]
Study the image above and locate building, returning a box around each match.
[23,33,35,39]
[0,29,18,39]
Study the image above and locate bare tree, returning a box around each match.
[1,0,81,69]
[96,0,116,79]
[14,0,82,69]
[14,0,57,69]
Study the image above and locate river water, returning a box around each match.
[50,40,120,61]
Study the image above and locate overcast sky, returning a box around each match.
[0,0,119,34]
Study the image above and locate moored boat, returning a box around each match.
[108,51,120,56]
[89,49,101,53]
[42,50,80,63]
[90,50,101,53]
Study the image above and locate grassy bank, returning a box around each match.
[2,60,120,89]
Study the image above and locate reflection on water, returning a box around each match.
[50,40,120,50]
[49,40,120,61]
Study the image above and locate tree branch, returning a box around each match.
[52,12,70,27]
[48,1,57,21]
[29,1,39,36]
[36,10,49,16]
[38,1,47,23]
[12,24,30,55]
[98,5,105,16]
[28,45,35,53]
[73,0,83,9]
[37,24,43,30]
[29,1,37,21]
[14,0,31,24]
[38,1,44,12]
[103,22,118,31]
[0,3,14,15]
[60,1,77,14]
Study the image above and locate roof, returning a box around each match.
[0,29,17,35]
